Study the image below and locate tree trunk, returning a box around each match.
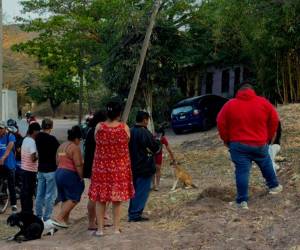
[86,84,92,114]
[122,0,162,122]
[49,99,60,118]
[78,70,84,125]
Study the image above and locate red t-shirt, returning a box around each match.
[155,136,169,165]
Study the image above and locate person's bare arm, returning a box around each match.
[94,123,101,140]
[31,152,38,162]
[72,146,83,179]
[165,144,175,162]
[124,124,130,139]
[0,141,14,165]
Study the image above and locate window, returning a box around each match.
[172,106,193,115]
[221,69,230,93]
[206,72,213,94]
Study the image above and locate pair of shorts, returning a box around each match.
[55,168,85,203]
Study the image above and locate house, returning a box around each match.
[201,65,246,98]
[179,65,251,98]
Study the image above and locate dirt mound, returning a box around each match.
[197,186,236,202]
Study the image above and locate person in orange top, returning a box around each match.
[53,126,84,228]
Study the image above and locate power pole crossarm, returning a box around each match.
[122,0,162,123]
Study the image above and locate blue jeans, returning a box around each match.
[128,176,152,220]
[35,172,57,221]
[229,142,279,204]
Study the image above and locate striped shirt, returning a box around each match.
[21,137,38,172]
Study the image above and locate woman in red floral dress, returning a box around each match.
[89,102,134,236]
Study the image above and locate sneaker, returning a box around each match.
[269,184,283,195]
[11,205,18,213]
[128,216,150,222]
[237,201,249,210]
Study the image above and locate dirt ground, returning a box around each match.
[1,104,300,249]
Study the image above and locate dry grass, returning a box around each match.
[146,104,300,235]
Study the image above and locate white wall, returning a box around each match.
[2,89,18,121]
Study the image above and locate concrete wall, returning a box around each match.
[2,89,18,121]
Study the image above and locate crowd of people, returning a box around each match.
[0,80,284,238]
[0,102,175,237]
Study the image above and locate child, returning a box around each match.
[153,127,175,191]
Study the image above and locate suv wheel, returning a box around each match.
[202,118,213,131]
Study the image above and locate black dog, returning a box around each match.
[7,212,44,243]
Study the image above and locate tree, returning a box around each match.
[27,69,79,116]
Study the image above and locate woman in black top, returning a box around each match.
[83,111,106,230]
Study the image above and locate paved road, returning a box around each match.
[18,118,78,142]
[17,118,209,146]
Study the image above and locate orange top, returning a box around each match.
[57,142,82,172]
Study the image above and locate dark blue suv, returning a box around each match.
[171,94,228,134]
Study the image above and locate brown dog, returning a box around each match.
[171,163,197,191]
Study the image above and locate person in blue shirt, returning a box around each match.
[0,121,17,213]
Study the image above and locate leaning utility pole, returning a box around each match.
[0,0,3,121]
[122,0,162,122]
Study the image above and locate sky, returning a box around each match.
[2,0,22,23]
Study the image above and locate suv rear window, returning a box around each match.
[172,106,193,115]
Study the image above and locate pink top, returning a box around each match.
[57,142,80,172]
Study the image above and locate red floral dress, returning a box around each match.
[88,123,135,202]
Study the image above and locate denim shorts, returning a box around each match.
[55,168,85,203]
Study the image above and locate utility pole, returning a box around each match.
[122,0,162,122]
[0,0,3,121]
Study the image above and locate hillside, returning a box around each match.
[3,25,40,106]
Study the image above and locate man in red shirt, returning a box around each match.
[217,82,282,209]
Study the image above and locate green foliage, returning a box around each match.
[15,0,300,119]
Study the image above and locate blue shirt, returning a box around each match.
[0,133,16,169]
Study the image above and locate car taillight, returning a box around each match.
[193,109,200,116]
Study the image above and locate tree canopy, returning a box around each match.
[13,0,300,119]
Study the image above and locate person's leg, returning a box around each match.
[154,164,162,190]
[254,145,279,189]
[35,172,46,220]
[128,176,152,221]
[43,172,57,221]
[20,170,31,213]
[28,172,37,214]
[87,199,97,229]
[95,202,106,235]
[112,201,122,233]
[55,200,77,224]
[6,168,17,207]
[229,143,252,204]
